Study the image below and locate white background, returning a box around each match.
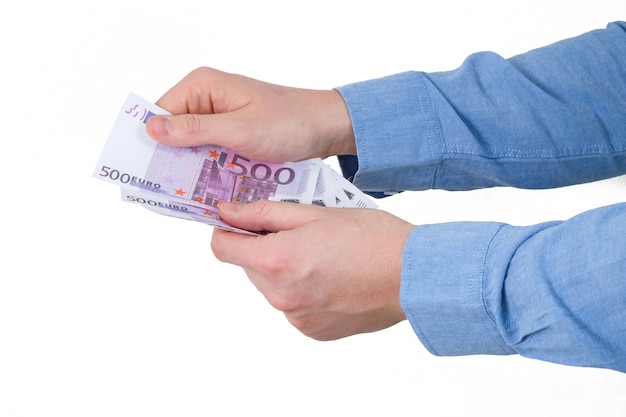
[1,0,626,415]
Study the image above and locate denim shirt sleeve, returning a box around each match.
[335,22,626,193]
[401,203,626,373]
[335,22,626,372]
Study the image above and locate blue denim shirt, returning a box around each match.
[336,22,626,372]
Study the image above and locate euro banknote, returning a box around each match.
[94,92,376,234]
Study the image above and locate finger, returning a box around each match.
[153,89,195,116]
[153,67,225,114]
[219,200,325,233]
[146,112,247,148]
[210,227,268,268]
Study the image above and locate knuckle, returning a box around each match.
[180,114,203,136]
[285,315,329,341]
[285,314,308,331]
[210,231,228,262]
[248,199,274,218]
[189,66,214,80]
[265,291,299,313]
[256,245,298,279]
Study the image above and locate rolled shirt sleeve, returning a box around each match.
[336,22,626,193]
[401,203,626,372]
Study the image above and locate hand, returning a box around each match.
[211,200,415,341]
[146,67,356,162]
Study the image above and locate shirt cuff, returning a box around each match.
[400,222,516,356]
[335,72,442,193]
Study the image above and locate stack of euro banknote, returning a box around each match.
[93,93,377,235]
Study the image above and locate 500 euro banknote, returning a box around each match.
[94,92,376,233]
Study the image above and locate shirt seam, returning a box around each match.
[443,144,626,159]
[415,72,444,189]
[479,224,514,354]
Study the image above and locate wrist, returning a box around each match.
[313,89,357,158]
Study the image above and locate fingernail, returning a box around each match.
[149,116,170,137]
[219,202,240,216]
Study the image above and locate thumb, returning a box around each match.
[146,113,244,148]
[219,200,322,233]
